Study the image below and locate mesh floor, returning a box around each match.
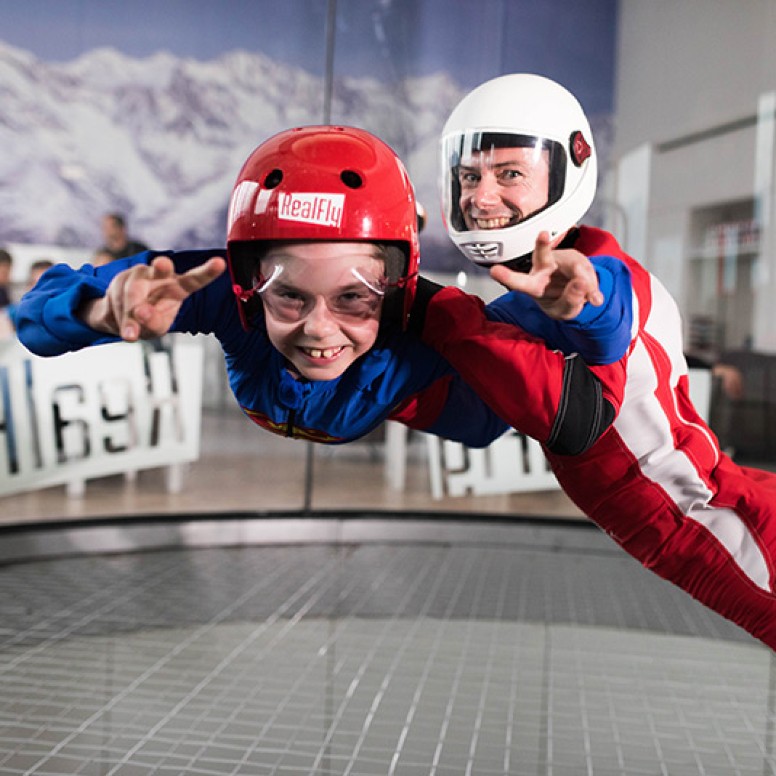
[0,521,774,775]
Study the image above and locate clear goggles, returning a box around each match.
[243,264,388,323]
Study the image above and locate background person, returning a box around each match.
[0,248,13,308]
[98,212,149,261]
[6,259,55,330]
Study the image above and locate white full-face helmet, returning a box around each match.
[440,73,597,268]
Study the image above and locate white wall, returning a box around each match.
[6,242,91,284]
[614,0,776,158]
[612,0,776,351]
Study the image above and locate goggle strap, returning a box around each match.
[392,271,418,290]
[233,284,256,303]
[234,265,285,303]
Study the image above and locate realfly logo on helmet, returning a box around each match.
[278,192,344,228]
[227,182,345,231]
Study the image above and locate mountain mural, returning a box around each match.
[0,40,611,270]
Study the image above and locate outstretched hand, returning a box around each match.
[80,255,227,340]
[489,231,602,319]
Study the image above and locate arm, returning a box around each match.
[389,374,510,448]
[16,251,225,356]
[487,231,634,365]
[486,256,633,365]
[76,254,225,341]
[410,279,618,455]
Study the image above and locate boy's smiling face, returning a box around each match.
[259,242,385,381]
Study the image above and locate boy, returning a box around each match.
[16,126,621,459]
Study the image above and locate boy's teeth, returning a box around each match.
[307,347,341,358]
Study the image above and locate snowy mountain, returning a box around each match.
[0,40,612,271]
[0,41,466,255]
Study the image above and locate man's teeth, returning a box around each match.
[475,216,512,229]
[305,347,343,359]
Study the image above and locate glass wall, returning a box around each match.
[0,0,618,521]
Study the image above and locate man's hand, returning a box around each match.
[79,255,226,340]
[489,231,603,319]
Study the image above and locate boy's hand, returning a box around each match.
[489,231,603,319]
[79,255,226,340]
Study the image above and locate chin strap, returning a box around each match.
[501,254,533,274]
[501,227,582,274]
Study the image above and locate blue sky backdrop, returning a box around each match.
[0,0,618,115]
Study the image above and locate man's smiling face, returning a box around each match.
[458,144,550,231]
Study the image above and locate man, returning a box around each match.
[433,73,776,651]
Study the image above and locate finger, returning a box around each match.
[490,263,550,297]
[120,317,141,341]
[555,278,590,319]
[552,249,603,306]
[145,256,226,305]
[148,255,176,278]
[530,231,556,274]
[121,260,168,313]
[179,256,227,293]
[112,262,161,339]
[570,263,603,307]
[588,287,604,307]
[97,269,139,340]
[563,264,600,307]
[129,296,180,338]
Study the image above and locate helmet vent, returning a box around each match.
[340,170,363,189]
[263,169,283,188]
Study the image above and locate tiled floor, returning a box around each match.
[1,408,775,775]
[0,530,773,775]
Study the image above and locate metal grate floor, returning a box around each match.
[0,521,774,775]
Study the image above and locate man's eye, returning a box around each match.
[498,169,524,184]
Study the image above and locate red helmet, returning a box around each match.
[227,125,420,330]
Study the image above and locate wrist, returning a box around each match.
[77,297,117,335]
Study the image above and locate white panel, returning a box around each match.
[425,430,559,500]
[0,335,203,497]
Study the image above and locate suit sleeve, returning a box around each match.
[413,280,617,455]
[15,258,142,356]
[389,374,510,448]
[15,250,223,357]
[485,256,634,365]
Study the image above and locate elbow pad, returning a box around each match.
[546,354,615,456]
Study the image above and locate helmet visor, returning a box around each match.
[442,132,567,234]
